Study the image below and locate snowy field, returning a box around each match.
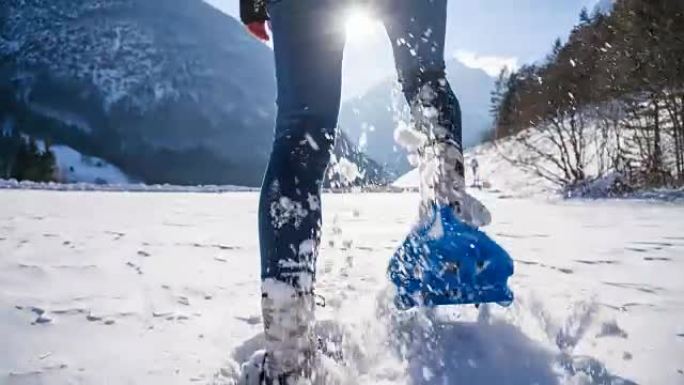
[1,190,683,385]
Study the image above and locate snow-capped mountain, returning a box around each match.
[339,60,495,178]
[0,0,387,186]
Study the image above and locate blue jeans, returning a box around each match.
[259,0,462,288]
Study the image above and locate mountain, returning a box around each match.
[339,59,495,177]
[0,0,387,186]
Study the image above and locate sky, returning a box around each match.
[206,0,605,99]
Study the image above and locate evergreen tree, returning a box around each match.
[579,7,591,25]
[5,133,57,182]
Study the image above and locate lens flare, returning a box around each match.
[345,7,380,42]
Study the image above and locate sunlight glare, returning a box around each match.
[345,7,381,42]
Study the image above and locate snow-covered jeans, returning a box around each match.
[259,0,463,288]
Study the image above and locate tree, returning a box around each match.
[7,134,57,182]
[490,0,684,189]
[579,7,591,25]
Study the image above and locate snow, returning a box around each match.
[393,121,427,153]
[0,180,256,193]
[394,138,555,197]
[1,190,683,385]
[334,158,363,185]
[394,130,684,202]
[50,145,132,185]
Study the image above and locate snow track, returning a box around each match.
[1,191,682,384]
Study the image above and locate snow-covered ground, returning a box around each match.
[1,190,683,385]
[0,179,257,193]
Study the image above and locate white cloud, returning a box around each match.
[591,0,615,15]
[454,50,519,77]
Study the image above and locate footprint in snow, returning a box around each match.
[235,315,261,325]
[633,240,675,247]
[26,307,53,325]
[643,256,672,262]
[86,314,103,322]
[574,259,620,266]
[104,231,126,240]
[603,281,665,295]
[126,261,143,275]
[600,302,655,312]
[86,314,116,325]
[53,264,97,271]
[625,247,648,253]
[595,320,628,339]
[16,263,43,272]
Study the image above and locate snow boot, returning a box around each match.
[388,141,514,309]
[239,278,317,384]
[239,350,303,385]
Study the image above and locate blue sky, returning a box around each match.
[444,1,601,65]
[206,0,603,98]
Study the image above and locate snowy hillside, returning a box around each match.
[51,145,132,185]
[394,124,684,201]
[1,190,683,385]
[0,0,387,186]
[0,0,276,185]
[394,136,556,198]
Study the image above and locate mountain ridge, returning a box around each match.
[0,0,388,186]
[339,59,495,177]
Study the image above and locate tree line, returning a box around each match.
[490,0,684,192]
[0,129,57,182]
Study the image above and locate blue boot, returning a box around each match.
[388,203,514,310]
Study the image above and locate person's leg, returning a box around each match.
[257,0,345,380]
[260,0,345,289]
[380,0,475,219]
[382,1,513,310]
[381,0,461,144]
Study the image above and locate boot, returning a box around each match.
[418,140,491,227]
[260,278,317,384]
[389,140,514,309]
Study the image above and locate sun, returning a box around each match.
[345,7,381,42]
